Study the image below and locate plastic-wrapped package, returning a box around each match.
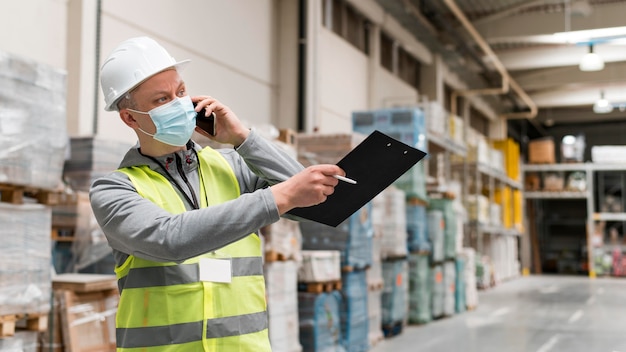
[298,251,341,283]
[298,291,345,352]
[300,203,373,270]
[0,331,38,352]
[431,264,444,319]
[454,257,466,313]
[372,187,408,259]
[0,203,51,316]
[408,253,431,324]
[429,198,458,260]
[63,137,132,192]
[262,217,303,263]
[381,259,408,325]
[265,261,302,352]
[367,288,383,347]
[406,202,431,253]
[340,270,369,352]
[428,210,445,263]
[0,50,67,189]
[366,233,383,288]
[443,260,456,316]
[460,248,478,308]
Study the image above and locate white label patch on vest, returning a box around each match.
[199,258,232,283]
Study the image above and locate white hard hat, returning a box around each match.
[100,37,190,111]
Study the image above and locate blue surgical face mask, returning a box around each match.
[128,95,196,147]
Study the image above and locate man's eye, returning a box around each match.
[177,89,186,97]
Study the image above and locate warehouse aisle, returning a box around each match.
[370,275,626,352]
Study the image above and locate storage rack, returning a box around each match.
[522,162,626,277]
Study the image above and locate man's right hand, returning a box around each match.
[270,164,346,214]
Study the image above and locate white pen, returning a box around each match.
[333,175,358,185]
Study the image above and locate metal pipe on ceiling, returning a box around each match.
[442,0,538,119]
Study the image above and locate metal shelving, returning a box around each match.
[522,162,626,277]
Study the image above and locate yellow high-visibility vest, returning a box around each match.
[115,147,271,351]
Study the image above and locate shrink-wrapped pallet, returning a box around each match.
[340,270,369,352]
[265,261,302,352]
[406,202,430,253]
[381,259,409,326]
[443,260,456,317]
[262,217,303,263]
[298,291,343,352]
[427,210,445,263]
[367,288,383,347]
[372,187,408,259]
[431,264,444,319]
[298,250,341,283]
[0,203,51,316]
[0,50,67,189]
[300,203,373,270]
[408,253,431,324]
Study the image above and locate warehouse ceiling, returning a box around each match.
[376,0,626,128]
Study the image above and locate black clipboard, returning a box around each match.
[287,130,427,227]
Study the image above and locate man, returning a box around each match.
[90,36,344,351]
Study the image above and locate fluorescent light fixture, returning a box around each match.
[579,44,604,71]
[593,91,613,114]
[554,26,626,43]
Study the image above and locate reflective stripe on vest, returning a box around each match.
[117,311,269,348]
[115,147,270,351]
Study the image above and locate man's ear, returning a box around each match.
[119,110,137,128]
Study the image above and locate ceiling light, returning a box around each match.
[579,44,604,71]
[593,91,613,114]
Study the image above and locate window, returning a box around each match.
[380,31,394,72]
[322,0,370,55]
[398,47,420,89]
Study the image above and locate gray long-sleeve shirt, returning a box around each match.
[89,129,304,266]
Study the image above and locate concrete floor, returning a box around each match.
[371,275,626,352]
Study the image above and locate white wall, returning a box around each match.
[97,0,278,144]
[0,0,68,70]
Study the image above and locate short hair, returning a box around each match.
[116,92,137,111]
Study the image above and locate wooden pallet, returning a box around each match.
[0,312,48,338]
[298,280,342,293]
[367,279,384,291]
[51,227,76,242]
[264,250,294,263]
[341,264,370,273]
[0,183,61,205]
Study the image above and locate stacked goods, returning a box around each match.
[453,201,466,255]
[295,132,365,167]
[427,210,445,264]
[449,114,464,146]
[298,291,342,352]
[366,231,383,347]
[262,217,302,262]
[372,187,408,259]
[69,191,112,273]
[591,145,626,163]
[352,107,428,201]
[460,248,478,309]
[0,331,38,352]
[425,101,447,137]
[476,255,493,289]
[430,264,444,319]
[406,201,430,253]
[455,257,467,313]
[48,274,119,352]
[429,198,458,260]
[264,261,302,352]
[407,253,431,325]
[442,260,456,317]
[366,288,383,348]
[528,137,555,164]
[300,203,373,271]
[298,251,341,286]
[467,194,490,224]
[0,203,51,337]
[340,270,369,352]
[0,49,67,190]
[63,137,131,192]
[492,138,521,182]
[381,259,409,337]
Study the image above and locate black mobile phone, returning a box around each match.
[193,103,216,136]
